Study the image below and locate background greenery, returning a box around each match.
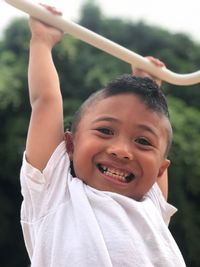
[0,2,200,266]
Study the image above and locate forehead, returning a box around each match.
[85,93,152,117]
[81,93,169,132]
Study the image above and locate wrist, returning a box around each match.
[30,36,54,51]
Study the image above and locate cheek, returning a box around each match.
[140,152,161,174]
[71,153,86,179]
[74,135,104,156]
[71,142,95,175]
[72,135,106,176]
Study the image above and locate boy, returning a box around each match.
[20,5,186,267]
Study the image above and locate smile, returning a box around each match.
[97,164,135,183]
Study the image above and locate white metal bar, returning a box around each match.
[4,0,200,86]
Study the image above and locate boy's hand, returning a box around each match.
[29,4,64,49]
[132,56,165,87]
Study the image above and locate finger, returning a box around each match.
[146,56,165,67]
[39,3,62,16]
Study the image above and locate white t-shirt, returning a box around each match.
[20,142,186,267]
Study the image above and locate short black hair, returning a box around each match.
[71,74,172,157]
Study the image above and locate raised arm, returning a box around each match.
[26,6,64,171]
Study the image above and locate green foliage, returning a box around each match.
[0,51,24,109]
[0,2,200,266]
[79,0,102,31]
[168,97,200,266]
[0,18,30,267]
[2,18,30,54]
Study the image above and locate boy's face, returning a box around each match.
[69,94,170,200]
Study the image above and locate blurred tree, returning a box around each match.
[0,18,30,267]
[168,96,200,267]
[79,0,102,32]
[0,2,200,266]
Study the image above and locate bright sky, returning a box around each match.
[1,0,200,43]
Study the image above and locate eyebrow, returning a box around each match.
[137,124,159,138]
[93,116,119,123]
[93,116,159,138]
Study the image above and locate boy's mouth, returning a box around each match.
[97,164,135,183]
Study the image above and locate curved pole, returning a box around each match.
[4,0,200,86]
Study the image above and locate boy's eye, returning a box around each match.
[135,137,151,146]
[97,128,113,135]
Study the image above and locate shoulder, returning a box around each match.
[145,183,177,225]
[20,141,72,222]
[21,141,68,179]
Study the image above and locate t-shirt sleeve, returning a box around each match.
[20,141,71,223]
[145,183,177,226]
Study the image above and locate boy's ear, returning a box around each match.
[157,159,170,179]
[64,131,74,160]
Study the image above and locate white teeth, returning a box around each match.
[101,165,108,171]
[101,165,130,182]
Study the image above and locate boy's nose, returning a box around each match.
[106,142,133,160]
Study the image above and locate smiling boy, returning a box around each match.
[20,5,186,267]
[68,78,172,200]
